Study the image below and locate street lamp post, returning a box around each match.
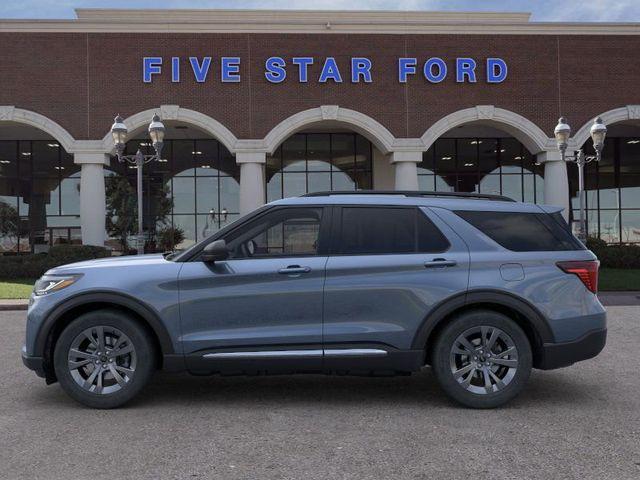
[110,114,166,255]
[554,116,607,243]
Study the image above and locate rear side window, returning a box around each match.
[338,207,450,255]
[455,210,584,252]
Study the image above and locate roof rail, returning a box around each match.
[301,190,516,202]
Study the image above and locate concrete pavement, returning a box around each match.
[1,308,639,480]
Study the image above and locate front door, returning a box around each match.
[178,206,330,373]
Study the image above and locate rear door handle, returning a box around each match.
[278,265,312,275]
[424,258,457,268]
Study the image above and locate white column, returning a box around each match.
[237,151,266,216]
[75,152,109,246]
[538,151,570,221]
[391,151,422,190]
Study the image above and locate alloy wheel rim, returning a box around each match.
[449,325,518,395]
[67,326,137,395]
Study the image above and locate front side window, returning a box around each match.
[338,207,449,255]
[225,207,323,259]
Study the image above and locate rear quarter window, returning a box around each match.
[455,210,585,252]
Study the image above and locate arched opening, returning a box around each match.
[571,120,640,244]
[0,122,80,253]
[266,126,375,201]
[106,121,239,252]
[419,123,544,202]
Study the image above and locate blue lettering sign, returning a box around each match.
[292,57,314,82]
[221,57,241,82]
[351,58,372,83]
[424,57,447,83]
[143,57,162,83]
[398,58,417,83]
[487,58,508,83]
[456,58,477,83]
[189,57,211,83]
[319,57,343,83]
[171,57,180,83]
[265,57,287,83]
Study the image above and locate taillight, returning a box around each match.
[556,260,599,294]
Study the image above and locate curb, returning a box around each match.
[0,301,28,311]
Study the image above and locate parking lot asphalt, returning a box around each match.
[1,308,639,480]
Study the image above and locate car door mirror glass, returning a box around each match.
[202,239,229,262]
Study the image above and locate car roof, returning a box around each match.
[269,191,561,214]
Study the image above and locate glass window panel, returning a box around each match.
[0,178,18,207]
[282,135,306,172]
[332,171,355,191]
[435,139,456,175]
[172,215,196,249]
[621,210,640,243]
[501,175,523,201]
[620,137,640,176]
[456,139,477,173]
[197,213,219,240]
[435,174,454,192]
[0,141,17,177]
[418,175,435,191]
[196,177,219,214]
[523,174,535,203]
[219,176,240,213]
[478,138,499,174]
[51,227,70,246]
[32,141,58,177]
[308,172,331,193]
[60,177,80,215]
[456,175,479,193]
[60,150,79,177]
[353,170,372,190]
[340,207,415,254]
[355,134,372,170]
[331,134,355,172]
[598,186,619,209]
[479,174,501,196]
[219,146,239,180]
[173,140,195,176]
[599,210,620,244]
[307,134,331,171]
[266,148,282,179]
[31,178,59,215]
[267,173,283,202]
[500,138,523,173]
[535,175,544,204]
[194,139,219,173]
[172,177,195,214]
[282,172,307,198]
[18,141,32,178]
[621,183,640,208]
[419,147,435,174]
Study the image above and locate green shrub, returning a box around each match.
[0,245,110,280]
[586,236,640,269]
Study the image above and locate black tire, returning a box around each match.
[431,309,532,409]
[53,309,156,409]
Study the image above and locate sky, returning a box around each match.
[1,0,640,22]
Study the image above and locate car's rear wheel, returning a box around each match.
[53,310,156,409]
[431,310,532,408]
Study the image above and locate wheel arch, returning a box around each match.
[36,292,176,382]
[413,290,554,369]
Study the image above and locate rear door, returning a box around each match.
[322,205,470,355]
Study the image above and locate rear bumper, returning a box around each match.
[536,328,607,370]
[21,345,46,378]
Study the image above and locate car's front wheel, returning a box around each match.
[53,310,156,409]
[431,310,532,408]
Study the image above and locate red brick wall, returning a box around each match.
[1,32,639,142]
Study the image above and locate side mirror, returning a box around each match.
[201,239,229,263]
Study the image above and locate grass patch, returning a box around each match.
[0,279,36,299]
[599,268,640,291]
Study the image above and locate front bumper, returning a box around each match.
[21,345,46,378]
[536,328,607,370]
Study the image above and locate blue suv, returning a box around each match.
[22,191,607,409]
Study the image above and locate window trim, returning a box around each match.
[330,204,451,256]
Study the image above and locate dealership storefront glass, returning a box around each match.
[0,140,81,253]
[105,139,240,251]
[266,133,373,201]
[419,137,544,202]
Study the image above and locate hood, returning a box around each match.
[45,254,169,274]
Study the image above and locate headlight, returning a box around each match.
[33,275,81,296]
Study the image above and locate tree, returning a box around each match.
[0,201,21,251]
[105,175,173,252]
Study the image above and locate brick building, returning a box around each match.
[1,9,640,251]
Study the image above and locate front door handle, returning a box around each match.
[278,265,312,275]
[424,258,457,268]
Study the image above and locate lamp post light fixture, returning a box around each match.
[110,113,166,255]
[554,116,607,243]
